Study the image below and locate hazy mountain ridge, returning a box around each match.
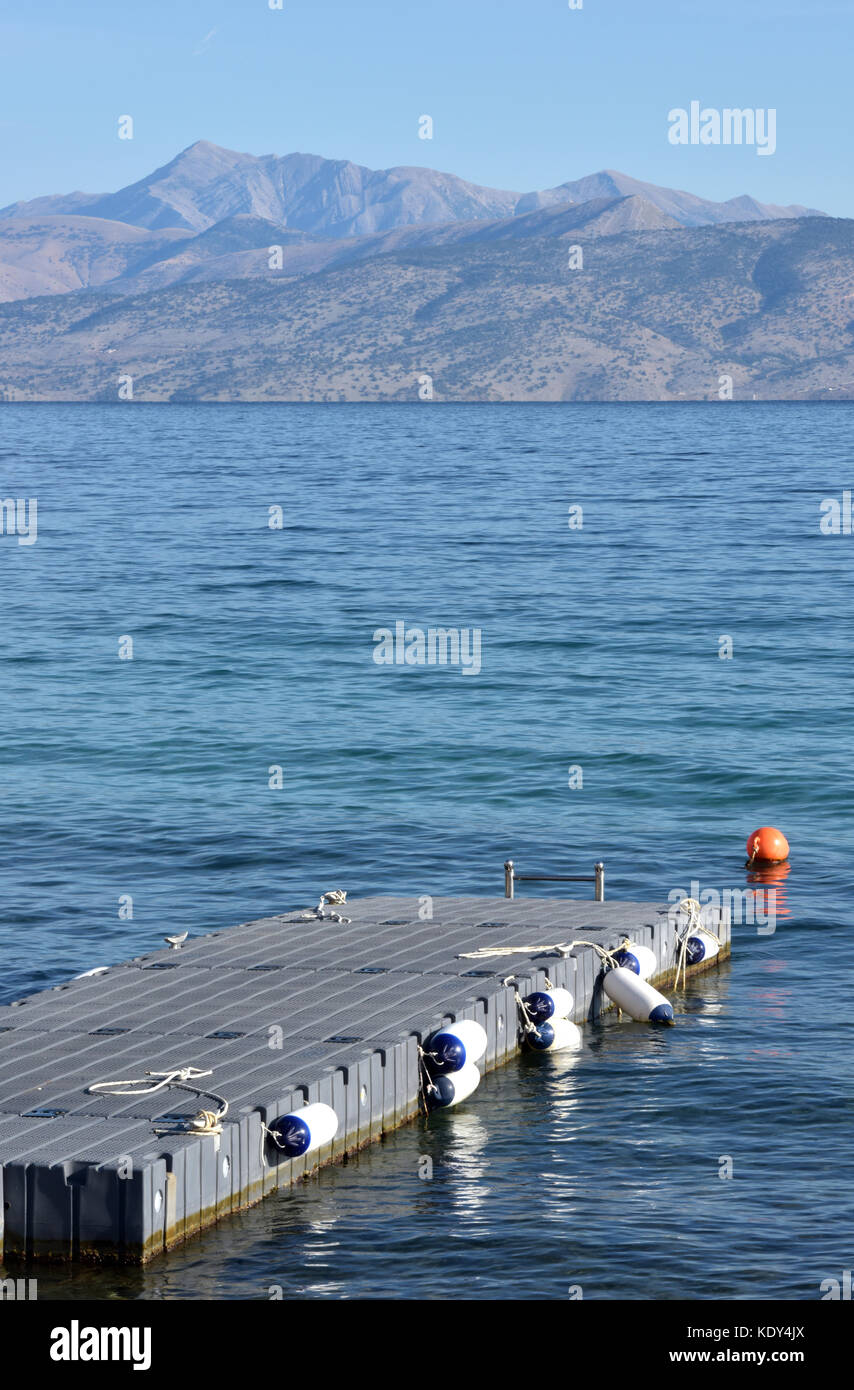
[1,214,851,403]
[0,193,673,300]
[516,168,824,225]
[2,142,824,235]
[105,194,681,295]
[0,142,844,403]
[0,141,521,237]
[0,216,194,301]
[0,141,828,303]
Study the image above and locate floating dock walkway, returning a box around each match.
[0,894,729,1264]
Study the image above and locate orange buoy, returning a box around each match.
[746,826,790,865]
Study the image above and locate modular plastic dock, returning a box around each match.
[0,895,730,1264]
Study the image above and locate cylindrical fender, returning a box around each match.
[685,933,720,966]
[523,987,574,1024]
[425,1019,487,1072]
[527,1017,583,1052]
[612,944,657,981]
[603,966,674,1024]
[267,1101,339,1157]
[429,1062,481,1109]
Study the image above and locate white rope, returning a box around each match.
[498,974,540,1036]
[674,898,722,990]
[296,889,351,924]
[417,1044,442,1110]
[515,990,539,1035]
[459,941,573,959]
[87,1066,211,1097]
[87,1066,229,1137]
[261,1117,299,1151]
[165,1108,224,1137]
[461,937,625,969]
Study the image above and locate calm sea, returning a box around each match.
[1,403,851,1299]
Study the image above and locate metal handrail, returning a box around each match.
[504,859,604,901]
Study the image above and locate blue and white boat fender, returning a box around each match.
[612,942,657,981]
[425,1019,487,1073]
[267,1101,339,1157]
[603,965,674,1024]
[523,986,574,1024]
[684,930,720,966]
[428,1061,481,1109]
[527,1016,583,1052]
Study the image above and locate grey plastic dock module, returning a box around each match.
[0,894,729,1263]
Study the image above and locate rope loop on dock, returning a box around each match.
[87,1066,212,1096]
[86,1066,229,1137]
[459,941,570,960]
[460,938,625,970]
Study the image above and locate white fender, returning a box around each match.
[685,932,720,966]
[603,966,674,1024]
[426,1019,487,1071]
[267,1101,339,1157]
[523,987,574,1023]
[614,943,657,981]
[446,1019,488,1064]
[527,1017,583,1052]
[429,1061,481,1109]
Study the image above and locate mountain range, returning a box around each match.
[0,141,828,302]
[1,140,825,235]
[0,142,850,402]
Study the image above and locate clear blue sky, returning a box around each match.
[1,0,849,215]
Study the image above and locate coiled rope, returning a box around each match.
[297,890,351,924]
[87,1066,229,1137]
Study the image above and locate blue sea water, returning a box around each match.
[0,402,851,1300]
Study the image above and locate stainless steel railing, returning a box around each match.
[504,859,604,901]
